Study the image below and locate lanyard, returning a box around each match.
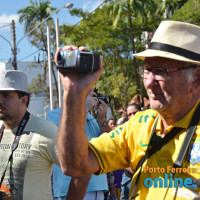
[0,111,30,188]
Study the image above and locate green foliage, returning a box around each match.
[60,5,140,113]
[59,1,166,115]
[96,72,137,109]
[155,0,188,19]
[18,0,56,48]
[29,74,48,94]
[69,8,89,18]
[20,0,197,115]
[172,0,200,25]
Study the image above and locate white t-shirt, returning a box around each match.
[0,114,59,200]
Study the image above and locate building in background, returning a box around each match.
[0,61,56,119]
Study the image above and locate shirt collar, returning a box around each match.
[172,100,200,129]
[155,100,200,134]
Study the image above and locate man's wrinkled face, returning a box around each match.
[0,91,22,121]
[143,57,194,115]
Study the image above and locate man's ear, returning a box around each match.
[21,95,28,106]
[192,67,200,89]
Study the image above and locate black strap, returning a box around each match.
[136,120,184,172]
[131,102,200,199]
[163,103,200,200]
[135,127,183,172]
[0,111,30,188]
[121,177,132,187]
[148,42,200,62]
[131,121,183,199]
[134,118,158,172]
[174,102,200,169]
[121,169,133,187]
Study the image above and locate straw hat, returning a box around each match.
[134,20,200,65]
[0,70,30,94]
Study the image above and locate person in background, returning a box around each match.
[47,89,109,200]
[112,170,123,199]
[105,172,118,200]
[0,70,89,200]
[120,103,141,200]
[126,103,142,118]
[107,118,117,130]
[104,118,120,200]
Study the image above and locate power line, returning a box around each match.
[0,24,11,30]
[18,49,40,61]
[15,1,57,26]
[16,3,73,48]
[15,1,107,62]
[65,0,107,34]
[19,0,107,61]
[0,34,12,48]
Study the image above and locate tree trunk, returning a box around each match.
[127,4,141,106]
[44,60,47,86]
[51,61,59,107]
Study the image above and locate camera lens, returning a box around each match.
[57,51,65,67]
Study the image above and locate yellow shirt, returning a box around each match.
[89,101,200,199]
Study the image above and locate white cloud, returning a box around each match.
[0,14,19,31]
[82,0,102,12]
[0,14,19,23]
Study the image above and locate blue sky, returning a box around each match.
[0,0,102,62]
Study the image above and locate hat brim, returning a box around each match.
[0,88,31,95]
[134,49,200,65]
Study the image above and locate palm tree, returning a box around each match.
[156,0,188,18]
[108,0,157,106]
[18,0,59,107]
[18,0,56,50]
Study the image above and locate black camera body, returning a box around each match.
[94,88,110,104]
[56,50,100,72]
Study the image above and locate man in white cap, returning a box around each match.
[0,70,90,200]
[56,21,200,200]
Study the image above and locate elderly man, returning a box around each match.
[56,20,200,200]
[0,70,90,200]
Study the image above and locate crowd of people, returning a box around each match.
[0,68,142,200]
[0,20,200,200]
[46,89,143,200]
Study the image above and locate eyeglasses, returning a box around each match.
[141,65,198,81]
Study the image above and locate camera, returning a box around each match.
[94,88,110,104]
[56,50,100,72]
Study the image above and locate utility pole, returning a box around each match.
[47,26,54,110]
[55,18,62,107]
[11,20,17,70]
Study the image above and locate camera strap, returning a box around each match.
[130,102,200,199]
[0,111,30,188]
[173,102,200,169]
[91,54,95,72]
